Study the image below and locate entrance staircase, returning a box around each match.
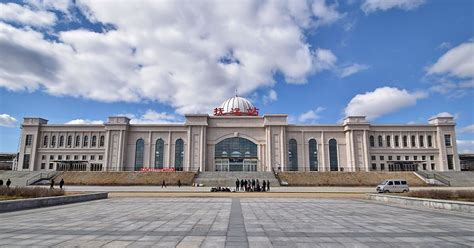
[416,171,474,186]
[194,172,280,187]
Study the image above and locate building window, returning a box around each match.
[22,154,30,169]
[174,138,184,171]
[444,134,452,147]
[288,139,298,171]
[428,135,433,147]
[329,139,338,171]
[414,156,418,160]
[371,156,376,160]
[75,135,81,147]
[403,136,407,147]
[91,155,95,160]
[59,135,64,147]
[422,155,426,160]
[67,135,72,147]
[98,155,103,161]
[50,155,54,160]
[371,163,376,171]
[419,136,424,147]
[411,135,416,147]
[309,139,318,171]
[405,156,409,160]
[135,138,145,171]
[92,136,97,147]
[74,155,78,160]
[25,135,33,147]
[155,139,164,169]
[99,135,105,147]
[431,163,435,170]
[422,164,427,170]
[397,156,401,161]
[49,163,53,169]
[43,135,48,147]
[51,135,56,147]
[58,155,62,160]
[369,135,375,147]
[82,155,87,160]
[66,155,70,160]
[41,163,46,169]
[83,136,89,147]
[447,155,454,170]
[395,135,399,147]
[386,136,391,147]
[41,155,46,160]
[380,163,385,171]
[378,135,383,147]
[430,155,434,160]
[388,156,392,160]
[379,156,384,160]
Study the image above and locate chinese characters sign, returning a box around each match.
[213,107,259,116]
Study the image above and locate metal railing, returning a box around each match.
[26,171,59,186]
[416,171,450,186]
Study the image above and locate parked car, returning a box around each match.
[376,179,409,193]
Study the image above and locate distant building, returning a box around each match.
[460,154,474,171]
[16,95,460,172]
[0,153,16,170]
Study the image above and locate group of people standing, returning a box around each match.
[0,178,12,187]
[235,178,270,192]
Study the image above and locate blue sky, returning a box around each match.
[0,0,473,153]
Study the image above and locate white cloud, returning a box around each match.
[66,119,103,124]
[338,63,369,78]
[262,89,278,104]
[361,0,426,13]
[126,110,182,124]
[0,1,344,115]
[460,124,474,133]
[0,114,18,127]
[0,2,57,27]
[298,107,325,123]
[344,87,427,121]
[427,41,474,79]
[438,42,452,50]
[457,140,474,154]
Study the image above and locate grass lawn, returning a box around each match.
[402,190,474,202]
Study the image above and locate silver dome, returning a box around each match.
[219,96,255,115]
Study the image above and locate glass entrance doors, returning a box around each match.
[215,137,258,171]
[215,158,257,171]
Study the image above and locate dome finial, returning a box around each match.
[235,88,238,97]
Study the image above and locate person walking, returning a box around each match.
[162,180,167,188]
[50,179,55,189]
[59,178,64,189]
[240,179,244,191]
[267,180,270,191]
[235,178,240,192]
[178,179,181,188]
[6,178,11,188]
[262,180,267,192]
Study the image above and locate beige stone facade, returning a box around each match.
[16,113,460,172]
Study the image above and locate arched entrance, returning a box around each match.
[215,137,258,171]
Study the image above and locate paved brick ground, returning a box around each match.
[0,198,473,247]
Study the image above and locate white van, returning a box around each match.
[376,179,409,193]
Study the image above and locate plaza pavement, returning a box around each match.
[0,197,473,247]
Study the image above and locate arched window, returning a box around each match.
[99,135,105,147]
[91,135,97,147]
[329,138,338,171]
[419,135,424,147]
[59,135,64,147]
[67,135,72,147]
[411,135,416,147]
[75,135,80,147]
[43,135,48,147]
[51,135,56,147]
[135,138,145,171]
[83,135,89,147]
[395,135,399,147]
[386,135,391,147]
[369,135,375,147]
[174,139,184,171]
[155,139,164,169]
[288,139,298,171]
[378,135,383,147]
[403,135,408,147]
[427,135,433,147]
[309,139,318,171]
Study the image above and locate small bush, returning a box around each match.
[0,186,64,199]
[405,190,474,202]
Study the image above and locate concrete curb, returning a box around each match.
[367,193,474,213]
[0,192,108,213]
